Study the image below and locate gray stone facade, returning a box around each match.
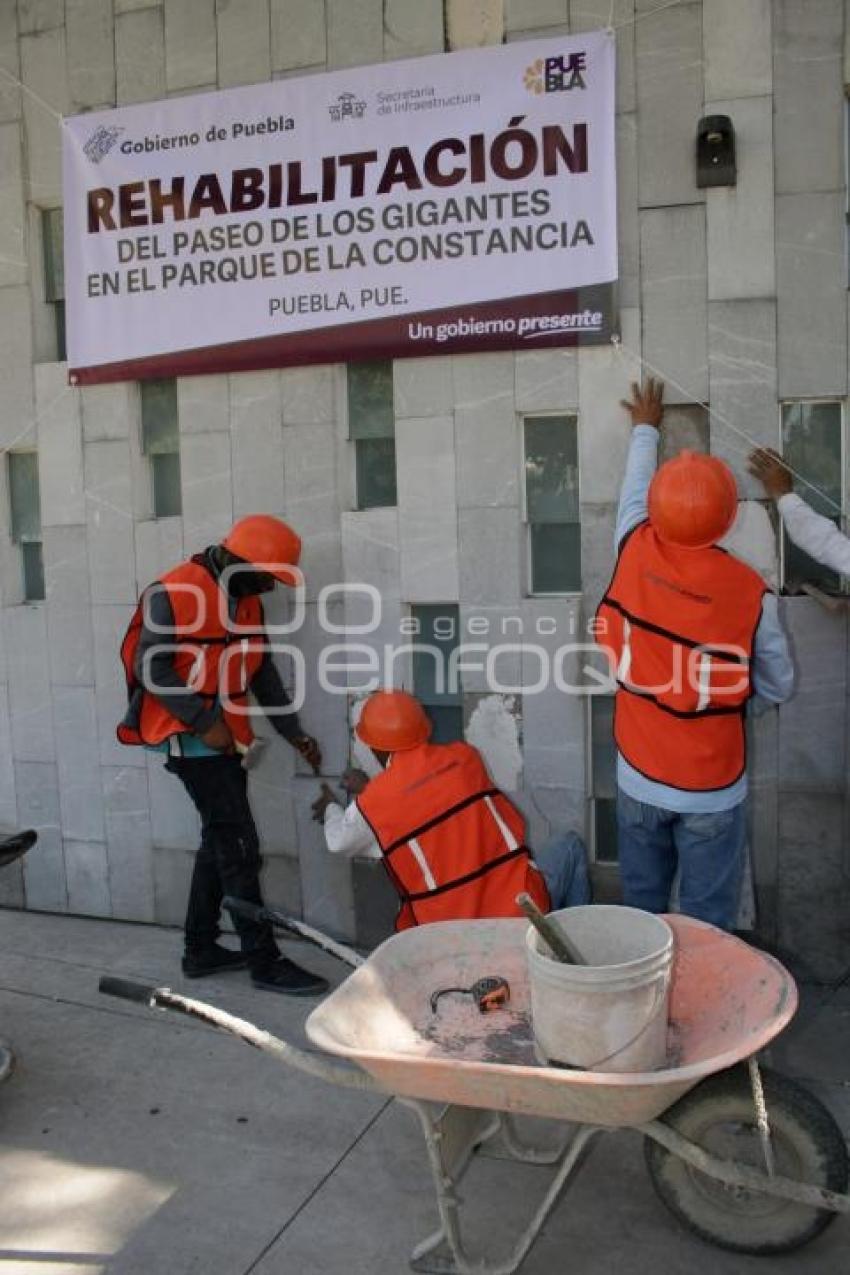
[0,0,848,979]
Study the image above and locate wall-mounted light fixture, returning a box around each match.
[696,115,736,188]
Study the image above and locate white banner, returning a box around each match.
[62,31,617,383]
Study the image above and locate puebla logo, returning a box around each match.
[524,52,587,95]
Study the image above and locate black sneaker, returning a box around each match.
[250,957,329,997]
[181,945,249,979]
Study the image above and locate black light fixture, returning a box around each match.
[696,115,736,188]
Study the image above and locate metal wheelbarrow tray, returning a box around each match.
[100,914,849,1274]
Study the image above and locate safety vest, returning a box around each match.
[357,741,550,930]
[117,556,266,750]
[596,522,767,792]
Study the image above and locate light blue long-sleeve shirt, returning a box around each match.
[612,426,794,813]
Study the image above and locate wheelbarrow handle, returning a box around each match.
[224,896,267,926]
[223,895,364,968]
[97,976,381,1095]
[99,975,160,1006]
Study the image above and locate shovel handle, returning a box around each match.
[516,893,586,965]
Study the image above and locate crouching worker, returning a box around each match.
[118,514,328,996]
[311,690,590,930]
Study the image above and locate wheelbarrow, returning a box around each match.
[100,912,849,1273]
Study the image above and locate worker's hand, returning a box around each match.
[748,447,793,499]
[311,782,340,822]
[620,377,664,430]
[199,719,235,753]
[340,767,370,797]
[292,734,322,772]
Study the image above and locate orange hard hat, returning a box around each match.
[648,451,738,549]
[356,691,432,753]
[221,515,302,585]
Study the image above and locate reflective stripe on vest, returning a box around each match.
[356,742,550,929]
[595,522,767,791]
[117,557,265,749]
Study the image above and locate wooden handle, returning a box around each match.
[516,893,586,965]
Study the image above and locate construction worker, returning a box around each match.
[118,515,328,995]
[311,690,590,929]
[595,380,794,929]
[749,447,850,576]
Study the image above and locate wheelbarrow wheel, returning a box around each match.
[644,1065,848,1254]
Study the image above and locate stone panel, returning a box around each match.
[703,0,772,100]
[326,0,383,68]
[0,288,34,449]
[706,95,775,301]
[36,364,85,527]
[458,507,522,605]
[216,0,272,87]
[16,760,66,911]
[383,0,444,59]
[103,764,156,921]
[635,2,704,208]
[165,0,217,91]
[0,123,26,287]
[53,686,106,844]
[776,192,847,399]
[572,1,636,114]
[64,840,111,917]
[67,0,116,109]
[577,307,641,505]
[116,6,166,104]
[4,605,54,762]
[271,0,327,71]
[20,27,67,206]
[773,0,844,195]
[708,299,778,496]
[180,431,234,551]
[446,0,504,49]
[640,204,708,404]
[84,440,136,604]
[294,782,356,939]
[230,371,286,518]
[396,415,459,602]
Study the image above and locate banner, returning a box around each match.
[63,31,617,384]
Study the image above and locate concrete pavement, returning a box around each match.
[0,909,847,1275]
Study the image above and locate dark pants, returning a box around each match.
[166,754,280,967]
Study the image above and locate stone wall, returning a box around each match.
[0,1,848,978]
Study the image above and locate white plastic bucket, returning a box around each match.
[525,905,674,1073]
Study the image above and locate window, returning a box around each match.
[7,452,45,601]
[348,360,397,509]
[523,415,580,594]
[141,379,182,518]
[589,694,618,863]
[411,604,464,743]
[42,208,65,361]
[781,401,844,592]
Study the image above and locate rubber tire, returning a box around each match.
[644,1065,848,1255]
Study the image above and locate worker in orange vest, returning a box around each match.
[119,515,328,995]
[596,380,794,928]
[311,690,589,930]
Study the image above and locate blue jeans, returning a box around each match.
[616,791,745,930]
[534,832,592,910]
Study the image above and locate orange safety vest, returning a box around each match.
[357,741,550,930]
[117,556,266,750]
[595,522,767,792]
